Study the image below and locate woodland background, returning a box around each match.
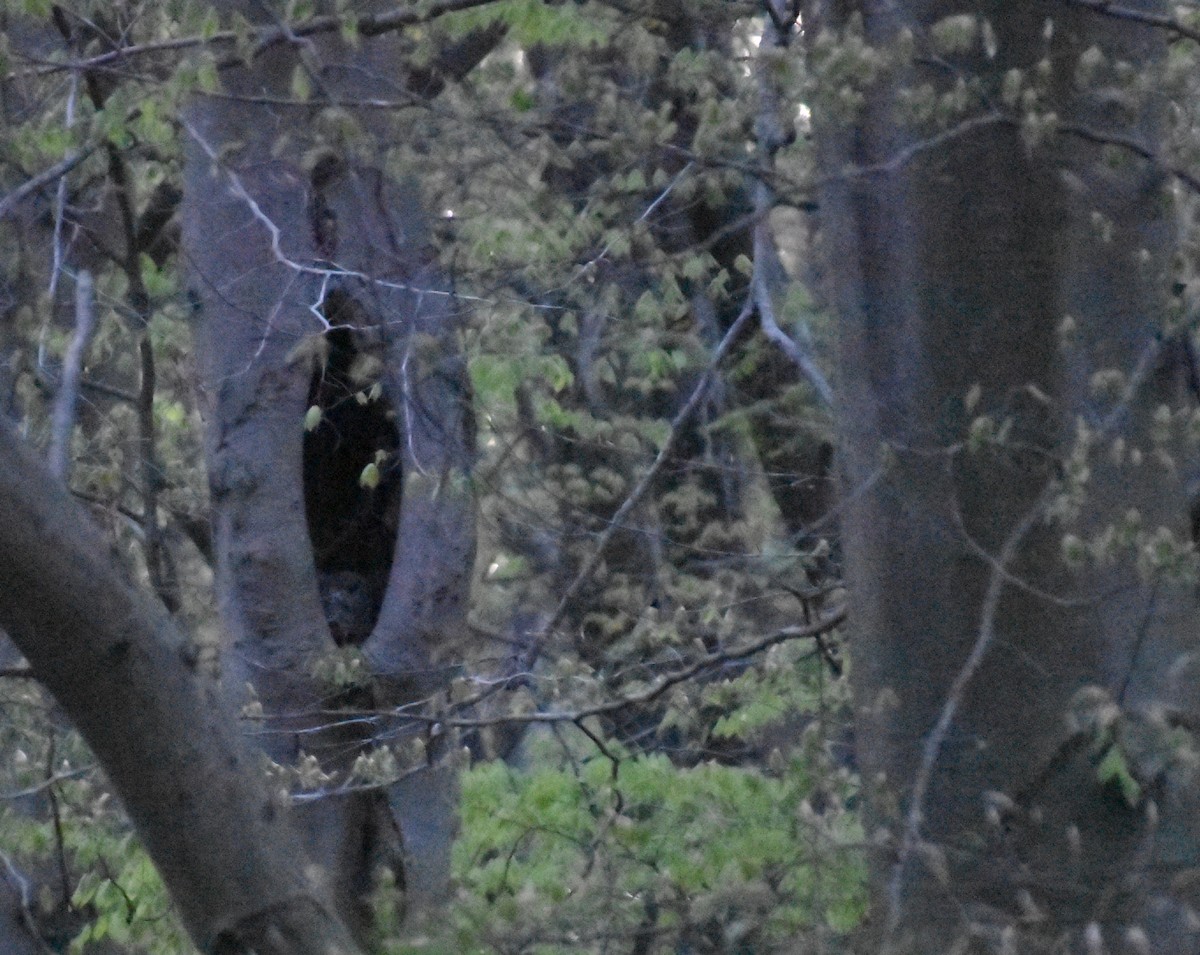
[0,1,1198,954]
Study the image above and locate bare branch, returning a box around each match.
[751,11,834,408]
[183,120,482,307]
[827,112,1007,181]
[299,604,847,733]
[525,297,758,659]
[47,74,81,304]
[1061,0,1200,46]
[751,192,835,408]
[0,148,94,224]
[885,485,1054,943]
[47,270,98,482]
[9,0,506,82]
[1059,119,1200,197]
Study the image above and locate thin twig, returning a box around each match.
[183,120,482,306]
[1057,120,1200,196]
[79,378,138,403]
[283,603,846,733]
[44,737,72,910]
[98,123,179,611]
[0,148,94,224]
[949,476,1096,609]
[884,485,1053,944]
[574,162,694,278]
[0,850,53,955]
[525,298,758,659]
[0,765,95,800]
[829,112,1007,181]
[8,0,506,81]
[1061,0,1200,45]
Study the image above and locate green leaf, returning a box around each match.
[291,66,312,102]
[359,462,380,489]
[140,254,176,299]
[1096,745,1141,806]
[542,354,574,393]
[199,8,220,40]
[708,269,731,299]
[682,254,709,282]
[196,58,221,94]
[930,14,979,55]
[634,291,660,322]
[470,354,521,405]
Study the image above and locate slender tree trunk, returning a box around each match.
[811,2,1200,951]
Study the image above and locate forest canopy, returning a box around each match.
[1,2,1199,954]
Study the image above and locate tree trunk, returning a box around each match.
[0,419,363,955]
[182,22,479,931]
[811,2,1200,951]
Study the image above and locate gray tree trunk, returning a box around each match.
[0,419,363,955]
[811,2,1200,951]
[182,21,480,935]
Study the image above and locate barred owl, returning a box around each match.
[317,570,376,646]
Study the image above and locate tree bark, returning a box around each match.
[0,419,363,955]
[811,2,1200,951]
[183,16,481,927]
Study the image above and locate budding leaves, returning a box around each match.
[1096,744,1141,808]
[291,66,312,103]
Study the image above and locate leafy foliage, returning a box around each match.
[381,713,863,955]
[0,0,852,950]
[449,757,860,954]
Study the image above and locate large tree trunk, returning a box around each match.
[182,11,482,929]
[811,2,1200,951]
[0,420,363,955]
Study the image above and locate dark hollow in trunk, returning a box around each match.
[304,293,402,644]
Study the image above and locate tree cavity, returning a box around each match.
[302,291,400,645]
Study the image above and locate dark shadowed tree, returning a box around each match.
[809,1,1200,951]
